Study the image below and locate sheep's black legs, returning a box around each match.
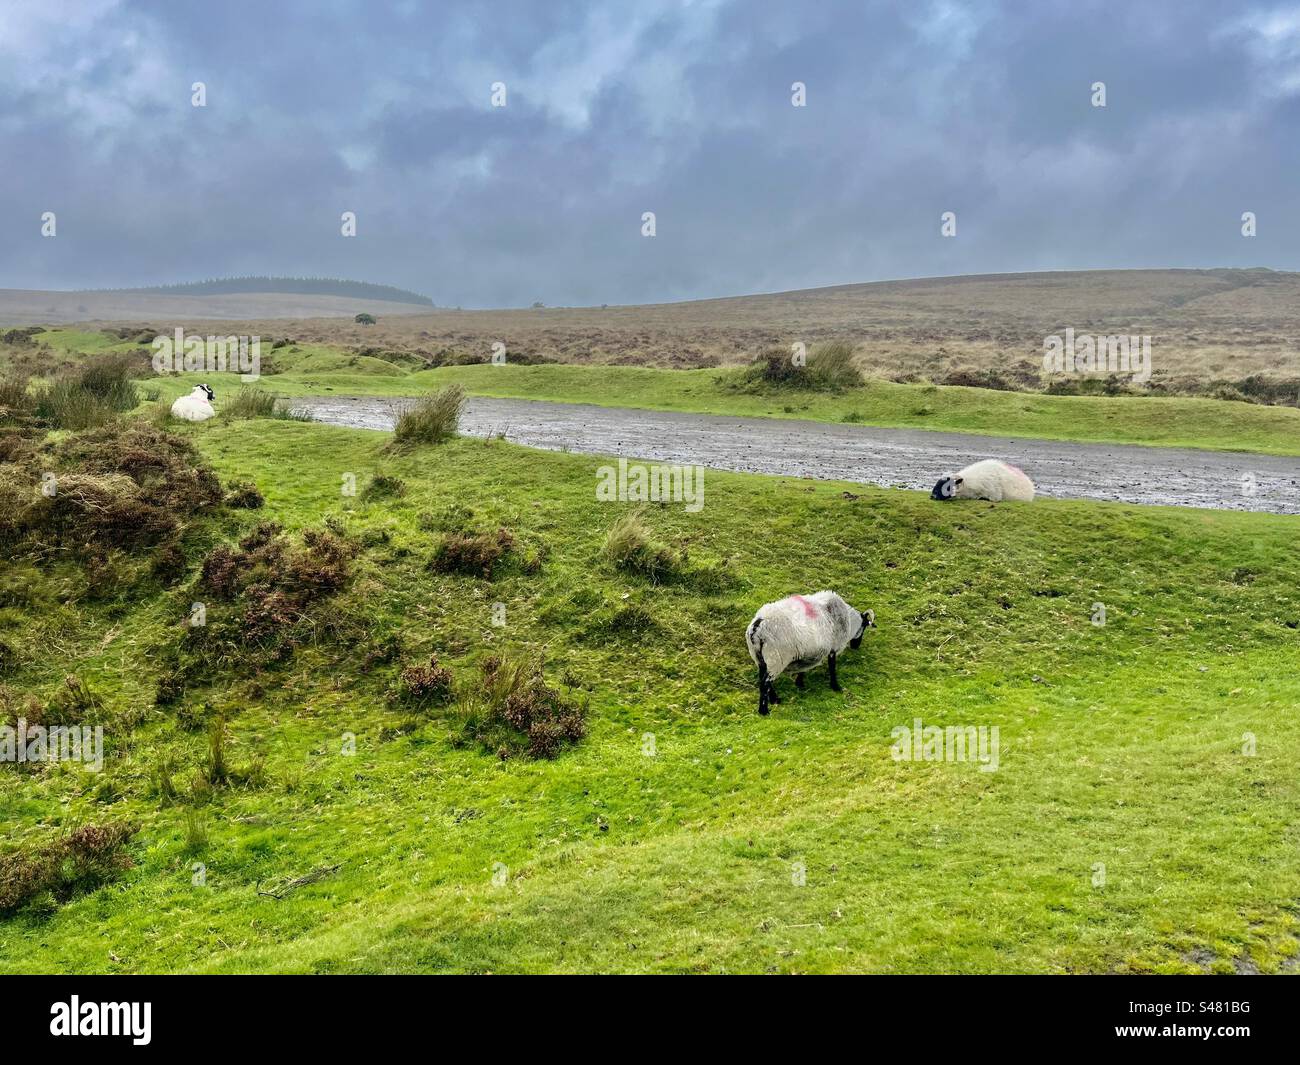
[794,672,805,689]
[828,652,842,692]
[767,678,780,704]
[757,659,770,715]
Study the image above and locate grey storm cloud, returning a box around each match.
[2,0,1299,306]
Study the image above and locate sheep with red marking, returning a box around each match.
[745,591,875,716]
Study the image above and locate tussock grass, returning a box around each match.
[733,340,864,392]
[30,357,140,430]
[222,387,278,419]
[388,384,465,449]
[182,811,208,855]
[601,507,683,583]
[218,386,310,421]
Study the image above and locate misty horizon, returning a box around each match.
[3,264,1295,313]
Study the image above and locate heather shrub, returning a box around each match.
[0,822,137,914]
[430,527,514,578]
[453,655,586,759]
[395,655,454,707]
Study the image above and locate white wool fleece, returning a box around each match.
[745,590,861,679]
[170,386,215,423]
[951,459,1035,502]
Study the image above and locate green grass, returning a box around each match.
[35,328,142,354]
[1,415,1298,973]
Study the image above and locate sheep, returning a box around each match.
[170,383,216,422]
[745,591,875,716]
[930,459,1034,502]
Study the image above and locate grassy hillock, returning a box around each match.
[1,408,1298,973]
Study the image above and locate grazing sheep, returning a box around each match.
[170,383,216,422]
[931,459,1035,502]
[745,591,875,716]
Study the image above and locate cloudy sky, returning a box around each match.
[1,0,1298,306]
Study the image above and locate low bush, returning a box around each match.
[941,369,1016,391]
[1218,375,1300,407]
[168,523,360,693]
[2,423,223,568]
[1044,375,1136,397]
[0,326,45,345]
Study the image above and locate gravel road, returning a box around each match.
[289,395,1300,515]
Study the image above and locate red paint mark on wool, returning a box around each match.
[787,595,819,618]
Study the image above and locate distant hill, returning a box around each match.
[116,277,433,306]
[215,266,1300,387]
[0,285,435,324]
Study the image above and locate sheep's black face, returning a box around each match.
[931,476,962,500]
[201,384,215,402]
[849,609,875,649]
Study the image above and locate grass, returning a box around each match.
[221,387,279,420]
[388,384,465,450]
[26,357,142,429]
[601,507,683,583]
[733,341,864,391]
[0,413,1298,973]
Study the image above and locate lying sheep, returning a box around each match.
[171,383,216,422]
[745,591,875,716]
[930,459,1034,502]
